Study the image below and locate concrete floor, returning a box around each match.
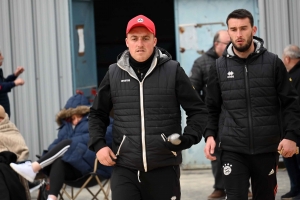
[30,168,290,200]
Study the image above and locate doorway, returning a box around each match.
[93,0,176,85]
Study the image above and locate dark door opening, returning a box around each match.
[93,0,176,85]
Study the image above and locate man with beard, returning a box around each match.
[204,9,300,200]
[190,30,252,200]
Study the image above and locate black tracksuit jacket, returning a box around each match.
[89,47,207,171]
[288,60,300,96]
[205,36,300,155]
[189,47,219,101]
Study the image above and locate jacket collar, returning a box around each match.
[225,36,265,58]
[116,47,171,79]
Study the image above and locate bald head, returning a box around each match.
[282,44,300,71]
[214,30,230,57]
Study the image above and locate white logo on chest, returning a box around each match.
[227,71,234,78]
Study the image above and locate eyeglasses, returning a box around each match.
[217,41,229,45]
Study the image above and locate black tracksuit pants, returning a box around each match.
[111,165,181,200]
[221,150,279,200]
[38,140,82,196]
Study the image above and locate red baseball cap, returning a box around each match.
[126,15,156,36]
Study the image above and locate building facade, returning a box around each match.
[0,0,299,166]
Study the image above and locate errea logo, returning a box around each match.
[121,79,130,82]
[227,71,234,78]
[137,18,144,23]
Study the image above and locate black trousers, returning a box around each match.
[221,151,278,200]
[111,165,181,200]
[38,140,82,196]
[211,138,224,190]
[282,137,300,195]
[212,141,251,191]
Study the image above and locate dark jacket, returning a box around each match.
[0,69,17,117]
[89,47,207,172]
[48,94,113,178]
[189,47,218,101]
[205,36,300,155]
[0,151,27,200]
[288,60,300,96]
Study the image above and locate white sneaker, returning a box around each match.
[10,161,37,182]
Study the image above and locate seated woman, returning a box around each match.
[0,105,29,200]
[0,105,29,162]
[10,94,113,200]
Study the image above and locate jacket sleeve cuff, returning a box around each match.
[93,139,107,153]
[204,129,216,142]
[284,131,298,143]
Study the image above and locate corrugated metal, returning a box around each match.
[0,0,15,119]
[55,0,73,108]
[0,0,14,117]
[259,0,300,57]
[288,0,300,46]
[5,0,41,161]
[0,0,72,161]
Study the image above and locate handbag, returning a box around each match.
[37,179,50,200]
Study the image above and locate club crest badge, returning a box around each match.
[223,163,233,175]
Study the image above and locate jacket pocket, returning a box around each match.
[116,135,126,156]
[161,133,177,157]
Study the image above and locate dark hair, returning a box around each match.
[226,9,254,27]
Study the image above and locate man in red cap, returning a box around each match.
[88,14,207,200]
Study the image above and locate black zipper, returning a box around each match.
[244,64,254,154]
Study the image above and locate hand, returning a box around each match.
[204,136,216,161]
[96,146,117,166]
[278,139,297,158]
[14,66,24,76]
[14,78,25,86]
[166,134,196,152]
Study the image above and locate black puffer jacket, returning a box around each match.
[205,36,300,155]
[288,61,300,96]
[189,47,218,101]
[89,47,207,172]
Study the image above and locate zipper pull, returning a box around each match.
[161,133,167,142]
[245,65,248,73]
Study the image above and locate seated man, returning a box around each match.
[10,94,113,200]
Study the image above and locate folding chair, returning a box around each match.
[59,158,111,200]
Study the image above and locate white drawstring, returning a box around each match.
[137,170,141,183]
